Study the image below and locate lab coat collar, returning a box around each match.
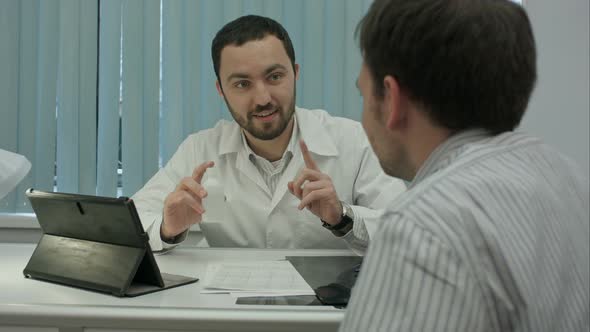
[295,107,339,157]
[217,107,340,158]
[218,120,243,156]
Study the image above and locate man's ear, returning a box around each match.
[383,75,406,130]
[215,80,224,97]
[294,63,300,81]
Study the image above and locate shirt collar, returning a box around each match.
[410,129,492,188]
[218,107,339,157]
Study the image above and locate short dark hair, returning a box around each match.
[212,15,296,85]
[358,0,537,134]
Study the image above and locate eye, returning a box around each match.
[234,80,250,89]
[268,72,284,82]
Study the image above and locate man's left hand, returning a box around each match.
[288,140,342,225]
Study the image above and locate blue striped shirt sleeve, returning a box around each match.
[340,214,489,331]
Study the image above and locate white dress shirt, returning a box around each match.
[242,114,298,196]
[132,107,406,252]
[340,130,589,331]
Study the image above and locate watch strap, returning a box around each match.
[321,202,354,237]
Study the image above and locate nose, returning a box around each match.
[253,82,272,106]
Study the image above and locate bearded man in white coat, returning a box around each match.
[132,15,405,252]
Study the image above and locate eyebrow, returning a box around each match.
[264,64,288,75]
[225,64,288,83]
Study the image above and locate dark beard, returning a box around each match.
[224,91,296,141]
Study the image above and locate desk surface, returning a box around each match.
[0,243,355,332]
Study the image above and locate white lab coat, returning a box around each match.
[132,107,405,252]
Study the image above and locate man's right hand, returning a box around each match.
[161,161,214,240]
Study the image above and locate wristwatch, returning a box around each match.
[321,201,355,237]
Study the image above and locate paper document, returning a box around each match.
[201,260,315,297]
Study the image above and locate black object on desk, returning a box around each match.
[235,256,361,307]
[23,189,198,297]
[287,256,363,308]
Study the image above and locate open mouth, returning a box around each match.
[253,109,278,121]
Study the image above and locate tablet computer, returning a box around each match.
[23,188,198,297]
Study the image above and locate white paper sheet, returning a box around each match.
[201,260,315,296]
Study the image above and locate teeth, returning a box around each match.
[255,110,276,117]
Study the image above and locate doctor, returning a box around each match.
[132,15,405,252]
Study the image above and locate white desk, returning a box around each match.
[0,243,354,332]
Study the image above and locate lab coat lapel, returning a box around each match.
[219,121,271,197]
[295,108,339,157]
[268,108,340,214]
[270,143,303,212]
[235,148,272,198]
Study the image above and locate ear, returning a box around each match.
[294,64,300,81]
[383,75,406,130]
[215,80,224,97]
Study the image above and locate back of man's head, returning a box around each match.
[211,15,296,85]
[358,0,537,134]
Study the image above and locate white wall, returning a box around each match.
[522,0,590,174]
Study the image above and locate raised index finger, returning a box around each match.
[300,140,319,171]
[192,161,215,183]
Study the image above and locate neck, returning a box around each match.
[244,118,295,161]
[405,120,452,180]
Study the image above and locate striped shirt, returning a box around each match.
[241,116,298,196]
[340,130,589,331]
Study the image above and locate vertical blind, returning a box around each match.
[0,0,98,212]
[0,0,372,213]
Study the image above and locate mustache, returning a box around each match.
[254,103,275,112]
[249,103,279,117]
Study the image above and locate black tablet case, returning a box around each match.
[23,189,198,297]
